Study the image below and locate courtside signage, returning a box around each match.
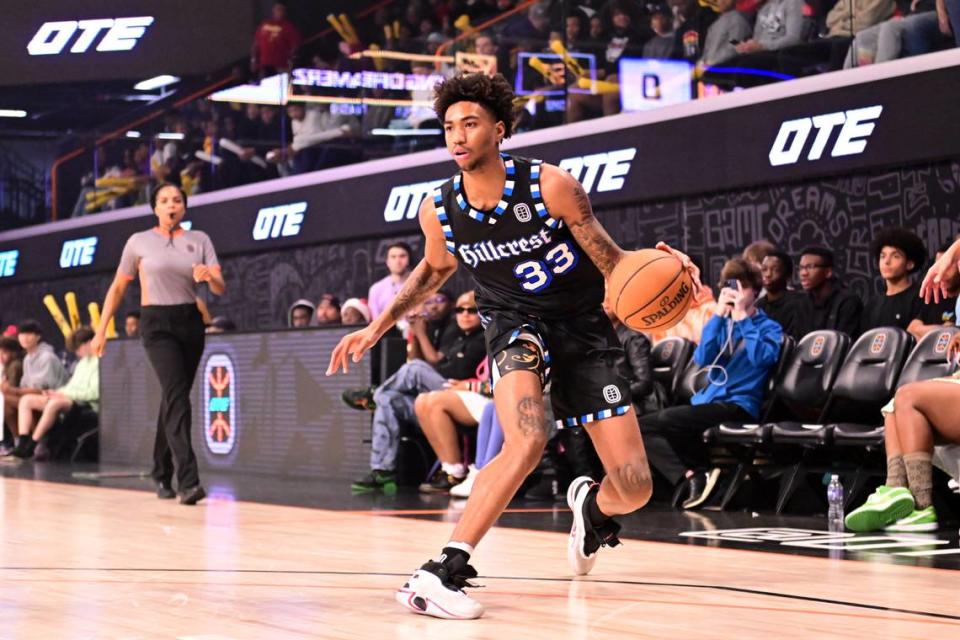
[0,250,18,277]
[203,353,237,456]
[26,17,154,55]
[252,202,307,240]
[292,68,446,92]
[59,237,98,269]
[769,106,883,167]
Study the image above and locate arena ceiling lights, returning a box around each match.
[0,109,28,118]
[134,74,180,91]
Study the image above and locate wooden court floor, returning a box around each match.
[1,477,957,639]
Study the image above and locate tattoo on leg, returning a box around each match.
[517,396,545,438]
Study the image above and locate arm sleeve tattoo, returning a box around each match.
[565,183,622,278]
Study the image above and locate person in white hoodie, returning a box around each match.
[1,321,67,455]
[288,299,316,328]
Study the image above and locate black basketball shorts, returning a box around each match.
[480,304,633,429]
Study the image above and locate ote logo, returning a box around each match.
[204,354,237,456]
[27,17,154,56]
[557,148,637,195]
[810,335,826,357]
[0,250,18,278]
[383,179,446,222]
[60,237,98,269]
[513,203,532,223]
[603,384,622,404]
[870,333,887,355]
[252,202,307,240]
[935,332,952,354]
[769,106,882,167]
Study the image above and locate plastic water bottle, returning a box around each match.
[827,474,844,531]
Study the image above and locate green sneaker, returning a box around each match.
[884,506,938,532]
[342,387,377,411]
[351,469,397,494]
[844,485,915,532]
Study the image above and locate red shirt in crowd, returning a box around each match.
[254,18,302,70]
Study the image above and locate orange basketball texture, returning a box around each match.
[608,249,693,331]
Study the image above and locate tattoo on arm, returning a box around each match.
[566,183,622,278]
[516,396,547,438]
[387,262,450,322]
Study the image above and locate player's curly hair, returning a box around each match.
[433,73,517,139]
[870,227,927,274]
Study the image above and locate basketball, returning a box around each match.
[608,249,693,331]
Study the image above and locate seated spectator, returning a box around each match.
[316,294,342,325]
[671,0,719,61]
[605,303,667,414]
[640,258,782,509]
[844,0,944,68]
[1,321,67,455]
[280,103,359,175]
[757,250,807,339]
[124,310,141,338]
[11,327,99,460]
[645,4,679,59]
[450,400,505,499]
[407,291,454,363]
[826,0,896,38]
[343,291,486,493]
[860,227,926,333]
[288,299,316,328]
[0,336,25,447]
[701,0,753,66]
[845,329,960,532]
[742,239,776,271]
[341,298,372,326]
[797,246,863,338]
[908,242,958,340]
[251,2,302,79]
[415,357,492,494]
[733,0,808,56]
[368,242,413,322]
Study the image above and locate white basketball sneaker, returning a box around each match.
[395,559,484,620]
[567,476,622,576]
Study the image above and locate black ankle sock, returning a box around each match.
[439,546,471,570]
[585,486,611,528]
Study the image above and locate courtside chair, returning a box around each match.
[650,337,695,403]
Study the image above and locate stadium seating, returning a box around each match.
[650,337,695,403]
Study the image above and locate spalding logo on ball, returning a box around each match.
[607,249,694,332]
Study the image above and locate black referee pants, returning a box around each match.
[638,403,752,486]
[141,304,205,490]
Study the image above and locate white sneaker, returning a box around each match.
[567,476,599,576]
[449,465,478,498]
[395,561,484,620]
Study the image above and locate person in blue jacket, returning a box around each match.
[639,257,782,509]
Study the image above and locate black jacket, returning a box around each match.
[615,324,661,408]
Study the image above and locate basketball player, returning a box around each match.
[327,73,701,620]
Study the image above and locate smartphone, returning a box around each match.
[724,279,738,306]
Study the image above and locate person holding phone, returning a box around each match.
[91,182,225,505]
[638,257,782,510]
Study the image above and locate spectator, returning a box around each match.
[343,291,487,493]
[640,258,782,509]
[288,299,316,328]
[500,2,553,42]
[341,298,372,326]
[281,103,358,175]
[797,246,863,338]
[408,291,455,362]
[757,250,807,339]
[1,321,67,455]
[251,2,302,78]
[942,0,960,47]
[742,239,777,270]
[605,303,667,414]
[415,357,492,494]
[908,242,958,340]
[0,336,25,449]
[671,0,719,61]
[11,327,99,460]
[368,242,414,321]
[316,294,342,325]
[125,310,141,338]
[860,227,926,333]
[826,0,896,37]
[844,330,960,533]
[701,0,753,65]
[844,0,943,67]
[733,0,807,55]
[645,3,680,58]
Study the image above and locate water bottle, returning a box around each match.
[827,474,844,531]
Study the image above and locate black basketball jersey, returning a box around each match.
[434,154,604,319]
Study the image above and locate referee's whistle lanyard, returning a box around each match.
[157,224,182,248]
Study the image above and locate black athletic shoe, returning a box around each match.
[157,482,176,499]
[341,387,377,411]
[395,557,484,619]
[681,469,721,510]
[178,485,206,505]
[418,468,465,494]
[11,438,37,459]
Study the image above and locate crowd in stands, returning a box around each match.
[64,0,958,218]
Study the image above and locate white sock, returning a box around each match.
[441,462,467,478]
[445,541,475,555]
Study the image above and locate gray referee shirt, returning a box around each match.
[118,227,220,306]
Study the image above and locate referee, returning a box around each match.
[92,183,226,505]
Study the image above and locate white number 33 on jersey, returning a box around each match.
[513,241,579,293]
